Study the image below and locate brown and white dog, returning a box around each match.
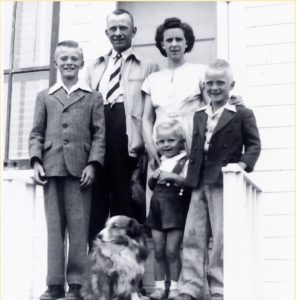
[81,216,149,300]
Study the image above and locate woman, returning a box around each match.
[142,17,208,169]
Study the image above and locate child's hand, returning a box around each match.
[80,164,96,188]
[158,170,175,182]
[33,161,47,186]
[152,169,161,179]
[238,161,247,170]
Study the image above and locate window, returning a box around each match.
[3,2,59,169]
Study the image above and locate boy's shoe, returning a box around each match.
[65,284,82,300]
[150,288,166,300]
[211,293,223,300]
[40,285,65,300]
[173,293,197,300]
[167,288,179,299]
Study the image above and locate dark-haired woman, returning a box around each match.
[142,18,207,170]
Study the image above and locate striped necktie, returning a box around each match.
[106,52,122,104]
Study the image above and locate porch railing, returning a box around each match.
[223,163,262,300]
[2,164,262,300]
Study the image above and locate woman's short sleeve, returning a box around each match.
[141,75,151,95]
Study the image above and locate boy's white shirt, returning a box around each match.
[159,150,189,178]
[48,79,92,96]
[198,101,236,152]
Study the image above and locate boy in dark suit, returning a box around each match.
[177,59,261,300]
[29,40,105,300]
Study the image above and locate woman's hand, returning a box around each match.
[229,95,245,106]
[147,144,161,170]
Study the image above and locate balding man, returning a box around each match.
[86,9,158,246]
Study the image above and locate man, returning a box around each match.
[86,9,159,246]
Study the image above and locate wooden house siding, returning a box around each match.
[227,2,295,299]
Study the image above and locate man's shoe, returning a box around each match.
[173,293,196,300]
[40,285,65,300]
[66,284,82,300]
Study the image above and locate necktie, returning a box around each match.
[106,52,122,104]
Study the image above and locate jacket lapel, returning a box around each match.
[93,54,110,91]
[63,90,86,111]
[51,88,68,106]
[212,109,235,137]
[195,111,208,137]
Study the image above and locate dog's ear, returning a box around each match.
[127,219,142,238]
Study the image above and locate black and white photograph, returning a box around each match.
[1,2,295,300]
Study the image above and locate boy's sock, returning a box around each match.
[155,280,165,290]
[170,280,178,290]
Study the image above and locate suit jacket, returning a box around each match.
[85,48,159,157]
[29,87,105,177]
[186,105,261,188]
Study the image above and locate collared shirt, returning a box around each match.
[48,80,92,98]
[159,150,189,178]
[200,101,236,152]
[100,47,133,105]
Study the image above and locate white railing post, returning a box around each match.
[2,170,47,300]
[223,163,262,300]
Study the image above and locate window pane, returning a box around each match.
[14,2,53,68]
[9,71,49,160]
[2,2,14,69]
[3,75,9,156]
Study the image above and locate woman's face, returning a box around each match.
[162,28,187,62]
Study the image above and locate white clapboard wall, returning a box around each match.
[227,2,295,300]
[59,1,116,78]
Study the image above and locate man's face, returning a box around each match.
[204,69,235,105]
[54,46,84,80]
[105,13,136,53]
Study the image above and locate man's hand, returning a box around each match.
[80,164,96,188]
[33,161,47,186]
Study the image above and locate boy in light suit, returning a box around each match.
[29,40,105,300]
[177,59,261,300]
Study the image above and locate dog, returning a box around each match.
[81,216,149,300]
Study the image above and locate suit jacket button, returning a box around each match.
[223,144,228,148]
[64,140,68,145]
[190,159,194,164]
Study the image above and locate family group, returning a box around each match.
[29,8,261,300]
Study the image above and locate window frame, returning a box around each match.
[3,2,60,169]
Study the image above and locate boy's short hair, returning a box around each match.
[207,58,234,81]
[54,40,84,60]
[156,119,185,141]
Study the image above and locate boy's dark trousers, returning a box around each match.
[44,176,91,285]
